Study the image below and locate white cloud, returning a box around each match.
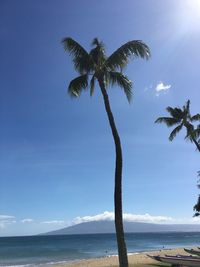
[72,211,173,225]
[21,218,34,223]
[41,220,65,225]
[189,217,200,224]
[0,215,16,228]
[155,82,171,96]
[73,211,114,224]
[123,213,173,223]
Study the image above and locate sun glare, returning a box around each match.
[177,0,200,33]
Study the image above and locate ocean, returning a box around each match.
[0,232,200,266]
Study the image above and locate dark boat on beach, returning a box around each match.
[165,254,200,259]
[184,248,200,256]
[148,254,200,267]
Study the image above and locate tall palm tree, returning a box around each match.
[62,37,150,267]
[155,100,200,152]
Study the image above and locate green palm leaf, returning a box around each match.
[68,74,88,97]
[62,37,91,73]
[183,100,191,120]
[106,40,150,71]
[191,114,200,122]
[155,117,180,127]
[90,75,96,96]
[169,124,183,141]
[90,38,107,67]
[193,125,200,140]
[108,71,132,102]
[185,100,191,114]
[185,123,195,142]
[166,107,183,119]
[91,38,105,48]
[194,196,200,213]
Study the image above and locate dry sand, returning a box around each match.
[54,247,192,267]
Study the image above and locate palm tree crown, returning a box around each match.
[155,100,200,150]
[62,37,150,102]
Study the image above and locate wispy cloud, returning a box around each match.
[155,82,171,96]
[21,218,34,223]
[73,211,173,225]
[0,215,15,220]
[0,215,16,228]
[41,220,65,225]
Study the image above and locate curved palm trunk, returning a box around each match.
[98,79,128,267]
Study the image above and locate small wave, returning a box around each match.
[106,254,118,258]
[0,265,32,267]
[106,252,140,258]
[0,261,73,267]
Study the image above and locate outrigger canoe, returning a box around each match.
[147,254,200,266]
[165,254,200,259]
[184,248,200,256]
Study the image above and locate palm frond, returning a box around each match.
[90,38,107,67]
[194,196,200,213]
[91,38,105,48]
[108,71,132,102]
[62,37,91,73]
[169,124,183,141]
[193,125,200,139]
[185,123,195,141]
[166,107,183,119]
[106,40,150,71]
[186,124,200,145]
[191,114,200,122]
[68,75,88,97]
[155,117,180,127]
[90,75,96,96]
[183,100,191,120]
[185,99,190,113]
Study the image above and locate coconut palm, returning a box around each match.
[62,37,150,267]
[155,100,200,152]
[193,171,200,217]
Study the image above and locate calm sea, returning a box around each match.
[0,232,200,266]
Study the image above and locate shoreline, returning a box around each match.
[54,247,194,267]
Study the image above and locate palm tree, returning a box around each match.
[194,171,200,216]
[155,100,200,152]
[62,37,150,267]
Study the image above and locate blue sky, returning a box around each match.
[0,0,200,236]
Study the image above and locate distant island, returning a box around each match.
[41,221,200,235]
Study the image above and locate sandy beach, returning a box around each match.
[55,247,191,267]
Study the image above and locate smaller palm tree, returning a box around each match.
[194,171,200,216]
[194,171,200,217]
[155,100,200,152]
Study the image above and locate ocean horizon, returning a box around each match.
[1,232,200,266]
